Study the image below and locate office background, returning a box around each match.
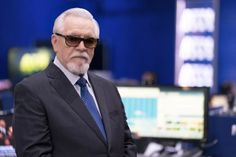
[1,1,236,156]
[1,0,235,90]
[1,0,235,89]
[0,0,175,86]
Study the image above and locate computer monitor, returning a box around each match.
[8,47,55,85]
[0,112,16,156]
[7,45,106,85]
[117,86,208,141]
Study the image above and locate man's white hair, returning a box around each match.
[52,8,100,38]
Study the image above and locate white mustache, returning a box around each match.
[71,53,89,60]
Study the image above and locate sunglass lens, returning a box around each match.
[65,35,97,48]
[66,36,81,47]
[84,38,97,48]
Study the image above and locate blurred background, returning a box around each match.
[0,0,236,91]
[1,0,236,156]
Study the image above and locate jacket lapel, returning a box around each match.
[88,72,112,150]
[45,63,107,144]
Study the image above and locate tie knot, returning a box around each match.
[76,76,87,87]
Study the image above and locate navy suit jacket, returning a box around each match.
[13,63,136,157]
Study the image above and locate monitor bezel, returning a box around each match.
[117,85,209,142]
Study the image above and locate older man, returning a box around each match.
[13,8,136,157]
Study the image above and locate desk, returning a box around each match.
[135,115,236,157]
[204,115,236,157]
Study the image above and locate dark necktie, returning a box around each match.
[76,75,107,141]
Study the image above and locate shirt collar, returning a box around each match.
[53,56,91,87]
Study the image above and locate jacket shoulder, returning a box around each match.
[88,71,115,86]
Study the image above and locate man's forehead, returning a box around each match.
[64,15,92,24]
[60,15,97,38]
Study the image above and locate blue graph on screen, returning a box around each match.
[122,97,158,136]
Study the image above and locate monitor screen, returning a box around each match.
[0,112,16,156]
[8,47,55,85]
[117,86,208,141]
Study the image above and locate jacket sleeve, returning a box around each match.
[122,103,137,157]
[13,82,52,157]
[113,85,137,157]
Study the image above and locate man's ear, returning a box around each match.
[51,34,58,53]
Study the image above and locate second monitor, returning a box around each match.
[117,86,208,142]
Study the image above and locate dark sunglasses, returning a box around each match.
[54,33,98,49]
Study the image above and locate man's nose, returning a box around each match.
[75,41,87,50]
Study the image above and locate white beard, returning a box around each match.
[67,62,90,75]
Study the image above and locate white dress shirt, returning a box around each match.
[53,56,101,115]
